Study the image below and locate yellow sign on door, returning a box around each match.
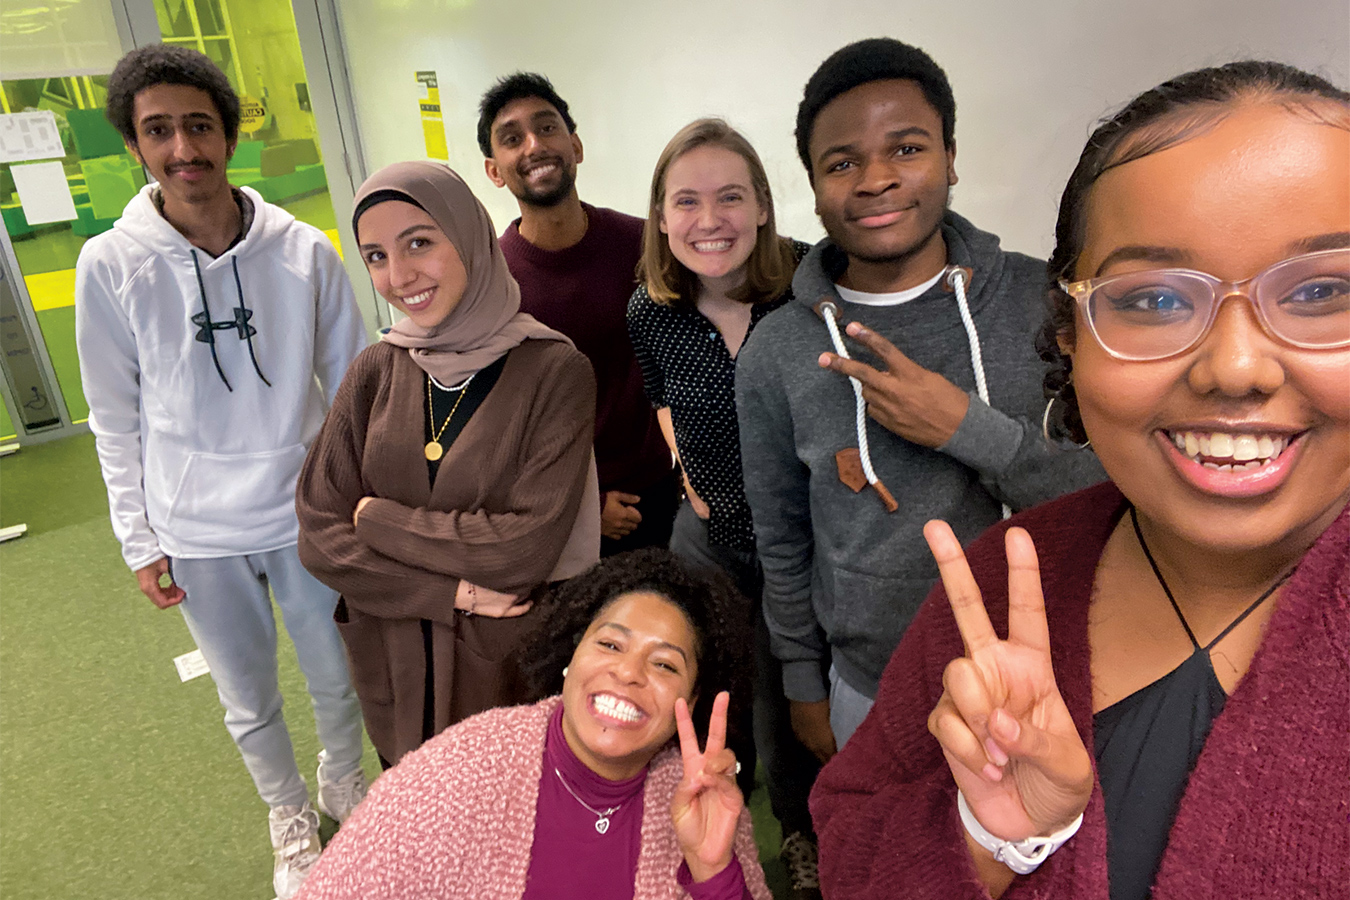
[415,71,448,161]
[239,96,270,134]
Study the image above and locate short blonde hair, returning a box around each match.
[638,118,796,307]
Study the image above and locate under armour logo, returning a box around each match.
[192,306,257,343]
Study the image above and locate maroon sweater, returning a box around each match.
[812,481,1349,899]
[500,204,671,494]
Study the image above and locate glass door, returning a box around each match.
[0,0,369,443]
[152,0,345,246]
[0,0,127,442]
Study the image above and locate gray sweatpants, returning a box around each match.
[171,545,364,808]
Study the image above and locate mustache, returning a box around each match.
[165,159,214,173]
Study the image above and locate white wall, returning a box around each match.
[333,0,1348,259]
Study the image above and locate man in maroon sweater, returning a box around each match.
[478,72,676,557]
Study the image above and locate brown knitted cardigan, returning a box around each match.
[296,697,773,899]
[296,339,596,762]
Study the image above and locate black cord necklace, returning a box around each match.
[1129,506,1295,652]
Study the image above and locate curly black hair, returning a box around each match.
[795,37,955,183]
[476,72,577,158]
[105,44,241,146]
[1039,60,1350,444]
[520,548,753,744]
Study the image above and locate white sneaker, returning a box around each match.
[269,801,321,900]
[315,750,368,823]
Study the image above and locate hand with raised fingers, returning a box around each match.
[818,321,970,448]
[671,692,742,883]
[923,520,1092,842]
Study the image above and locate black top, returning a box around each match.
[1094,645,1227,900]
[416,351,508,746]
[1093,509,1290,900]
[422,354,507,483]
[626,241,810,552]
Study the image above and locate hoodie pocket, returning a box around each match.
[165,444,309,544]
[826,565,934,685]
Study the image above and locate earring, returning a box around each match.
[1042,394,1091,450]
[562,666,569,678]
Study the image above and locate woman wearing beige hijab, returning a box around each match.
[297,161,600,767]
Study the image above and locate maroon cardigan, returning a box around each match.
[812,482,1349,899]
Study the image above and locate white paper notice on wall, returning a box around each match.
[0,111,66,163]
[174,648,211,683]
[10,161,78,225]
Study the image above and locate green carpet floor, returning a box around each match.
[0,433,789,898]
[0,433,379,898]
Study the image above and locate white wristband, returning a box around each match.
[957,790,1083,875]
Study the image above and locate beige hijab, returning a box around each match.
[354,160,569,384]
[353,160,599,584]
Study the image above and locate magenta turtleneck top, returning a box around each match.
[522,704,750,899]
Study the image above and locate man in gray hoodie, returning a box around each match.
[736,38,1103,760]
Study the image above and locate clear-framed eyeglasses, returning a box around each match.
[1059,247,1350,362]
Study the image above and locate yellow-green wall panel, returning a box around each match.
[35,308,88,423]
[0,395,15,441]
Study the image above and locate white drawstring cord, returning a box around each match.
[947,267,1011,521]
[948,268,990,407]
[821,302,881,489]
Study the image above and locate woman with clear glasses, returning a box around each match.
[812,61,1348,900]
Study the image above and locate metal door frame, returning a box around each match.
[0,237,76,443]
[291,0,386,333]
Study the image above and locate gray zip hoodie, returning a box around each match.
[736,211,1104,703]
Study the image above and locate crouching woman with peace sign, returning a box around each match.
[812,62,1350,900]
[296,548,771,900]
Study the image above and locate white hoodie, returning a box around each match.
[75,184,367,570]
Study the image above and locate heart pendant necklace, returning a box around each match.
[554,767,621,835]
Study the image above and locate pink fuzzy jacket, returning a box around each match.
[813,482,1349,899]
[297,697,772,899]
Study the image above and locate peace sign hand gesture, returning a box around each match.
[923,521,1093,843]
[671,691,742,883]
[818,321,972,449]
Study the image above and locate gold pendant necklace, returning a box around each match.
[425,373,474,461]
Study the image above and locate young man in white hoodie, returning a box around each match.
[74,45,368,898]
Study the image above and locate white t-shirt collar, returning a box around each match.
[834,269,945,307]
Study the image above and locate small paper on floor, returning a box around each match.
[174,649,211,682]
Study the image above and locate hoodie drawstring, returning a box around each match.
[232,257,271,387]
[190,250,233,392]
[819,298,897,512]
[946,267,1011,521]
[188,250,272,391]
[821,264,1011,520]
